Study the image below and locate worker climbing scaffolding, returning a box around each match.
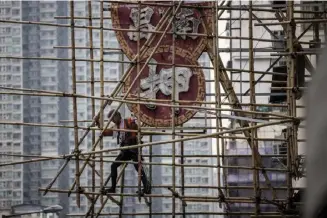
[95,109,151,194]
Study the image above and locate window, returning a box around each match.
[12,9,20,15]
[271,30,285,50]
[273,143,287,155]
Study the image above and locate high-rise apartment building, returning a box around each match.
[0,1,69,216]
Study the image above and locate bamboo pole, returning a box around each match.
[171,1,177,216]
[67,212,299,216]
[66,185,303,191]
[69,1,81,207]
[286,1,296,210]
[0,87,296,119]
[249,2,260,215]
[61,119,294,158]
[67,212,300,216]
[211,0,225,209]
[136,1,142,201]
[99,0,105,205]
[87,1,96,216]
[40,188,295,202]
[149,135,153,218]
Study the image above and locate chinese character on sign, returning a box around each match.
[174,8,201,40]
[127,6,155,41]
[139,59,193,113]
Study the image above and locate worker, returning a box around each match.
[95,109,151,194]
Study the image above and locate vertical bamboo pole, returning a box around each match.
[99,0,105,205]
[313,1,320,65]
[118,169,125,218]
[213,0,223,209]
[286,1,295,210]
[149,135,153,218]
[239,0,243,103]
[180,125,185,217]
[172,1,177,217]
[87,1,96,216]
[248,1,260,215]
[136,1,143,201]
[119,40,126,218]
[70,0,80,208]
[324,2,327,44]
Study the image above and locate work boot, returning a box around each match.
[136,187,151,195]
[103,187,116,194]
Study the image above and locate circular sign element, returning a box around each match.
[123,46,206,127]
[111,1,210,61]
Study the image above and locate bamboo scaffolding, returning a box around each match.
[82,2,183,214]
[206,33,278,200]
[1,0,321,216]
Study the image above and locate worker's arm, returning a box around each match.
[102,129,113,136]
[94,115,115,137]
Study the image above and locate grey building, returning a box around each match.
[0,1,69,216]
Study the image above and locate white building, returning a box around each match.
[222,0,315,216]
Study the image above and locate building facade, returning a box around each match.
[0,1,69,216]
[223,0,313,216]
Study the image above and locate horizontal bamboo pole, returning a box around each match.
[0,86,294,119]
[0,54,295,72]
[60,119,295,158]
[67,212,292,216]
[0,153,289,159]
[79,185,303,190]
[0,120,202,137]
[75,79,286,84]
[0,154,289,172]
[255,18,327,26]
[1,19,293,43]
[38,188,291,202]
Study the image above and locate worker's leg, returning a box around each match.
[106,151,128,193]
[131,152,150,194]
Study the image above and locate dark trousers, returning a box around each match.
[110,150,149,190]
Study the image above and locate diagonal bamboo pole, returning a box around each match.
[201,6,278,198]
[206,38,278,200]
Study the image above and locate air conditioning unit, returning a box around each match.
[272,30,286,50]
[271,0,286,10]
